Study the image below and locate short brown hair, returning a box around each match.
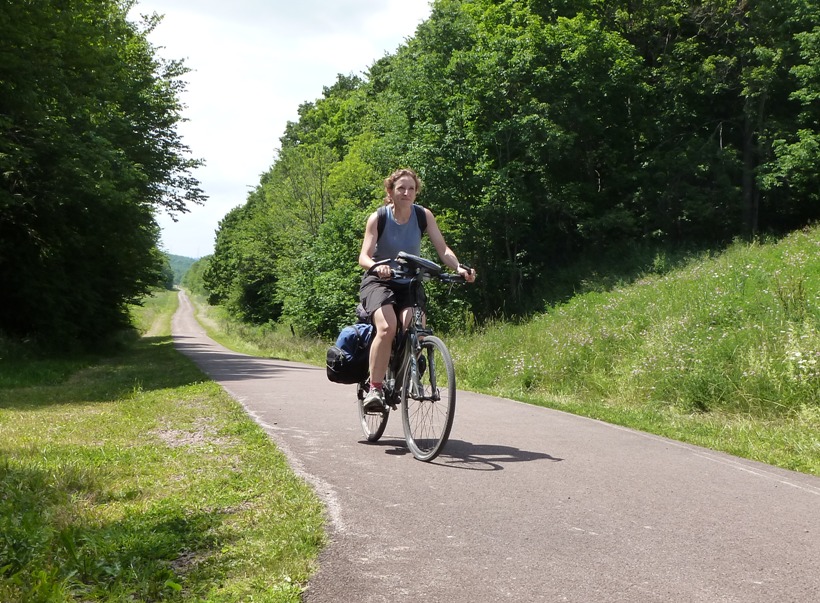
[383,168,422,204]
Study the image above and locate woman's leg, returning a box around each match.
[369,304,398,386]
[399,306,415,330]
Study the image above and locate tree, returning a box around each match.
[277,202,369,336]
[269,144,339,238]
[205,0,820,333]
[602,0,820,240]
[204,189,281,323]
[0,0,204,346]
[758,7,820,230]
[387,0,646,314]
[181,256,211,298]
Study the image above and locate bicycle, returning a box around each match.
[356,251,467,462]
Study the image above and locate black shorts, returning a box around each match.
[359,274,426,319]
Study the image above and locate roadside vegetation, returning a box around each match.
[201,0,820,345]
[455,228,820,475]
[187,227,820,476]
[0,292,323,602]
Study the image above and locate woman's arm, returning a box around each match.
[358,212,379,270]
[359,211,394,280]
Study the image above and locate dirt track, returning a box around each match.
[172,290,820,603]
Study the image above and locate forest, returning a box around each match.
[199,0,820,338]
[3,0,820,348]
[0,0,203,348]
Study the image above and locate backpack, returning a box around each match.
[326,323,375,384]
[376,204,427,240]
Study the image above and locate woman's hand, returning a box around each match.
[373,263,393,280]
[457,264,476,283]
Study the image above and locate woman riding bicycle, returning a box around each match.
[358,168,476,413]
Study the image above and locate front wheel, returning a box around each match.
[401,335,456,461]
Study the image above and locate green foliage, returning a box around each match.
[202,0,820,340]
[204,194,281,324]
[166,254,197,286]
[181,256,211,297]
[277,202,370,336]
[455,227,820,420]
[0,1,204,348]
[158,254,175,290]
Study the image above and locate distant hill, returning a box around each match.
[167,254,197,285]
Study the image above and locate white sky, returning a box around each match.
[129,0,432,259]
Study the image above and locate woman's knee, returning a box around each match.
[374,306,398,337]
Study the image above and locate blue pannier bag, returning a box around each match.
[326,323,374,384]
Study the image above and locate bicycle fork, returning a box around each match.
[409,333,442,403]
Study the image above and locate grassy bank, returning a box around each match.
[451,227,819,475]
[0,292,324,602]
[188,227,820,476]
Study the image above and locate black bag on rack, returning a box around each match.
[326,323,374,384]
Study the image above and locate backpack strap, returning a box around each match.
[376,204,427,240]
[377,205,388,240]
[415,204,428,234]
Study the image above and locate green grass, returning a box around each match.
[0,291,324,602]
[450,227,820,475]
[188,228,820,476]
[183,299,327,366]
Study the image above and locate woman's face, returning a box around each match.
[392,175,417,204]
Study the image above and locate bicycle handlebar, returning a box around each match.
[367,252,470,284]
[438,273,467,284]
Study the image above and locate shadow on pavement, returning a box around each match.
[434,440,563,471]
[358,437,562,470]
[173,335,321,382]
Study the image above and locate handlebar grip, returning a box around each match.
[440,273,466,284]
[367,258,393,276]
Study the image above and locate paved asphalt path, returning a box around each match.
[172,291,820,602]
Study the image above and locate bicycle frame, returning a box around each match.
[383,284,431,409]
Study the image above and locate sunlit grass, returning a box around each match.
[185,296,327,366]
[131,287,180,336]
[0,290,324,602]
[450,228,820,475]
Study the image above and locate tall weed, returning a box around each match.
[456,229,820,415]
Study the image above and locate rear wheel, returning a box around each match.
[401,335,455,461]
[357,381,389,442]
